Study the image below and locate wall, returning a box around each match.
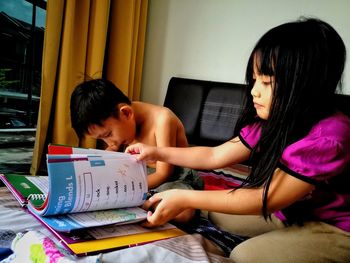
[141,0,350,105]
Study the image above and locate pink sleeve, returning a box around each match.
[239,122,262,149]
[280,136,348,180]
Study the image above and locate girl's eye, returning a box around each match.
[262,75,274,86]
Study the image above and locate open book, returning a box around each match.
[1,145,185,255]
[29,151,150,232]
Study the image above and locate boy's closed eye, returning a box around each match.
[100,131,112,139]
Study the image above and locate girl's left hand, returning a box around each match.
[141,189,189,227]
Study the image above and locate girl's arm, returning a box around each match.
[142,168,315,226]
[126,136,251,170]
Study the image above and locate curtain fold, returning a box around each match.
[106,0,148,100]
[31,0,148,175]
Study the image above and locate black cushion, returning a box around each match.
[164,77,246,146]
[199,85,245,145]
[164,78,208,143]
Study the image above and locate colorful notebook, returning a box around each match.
[0,173,48,207]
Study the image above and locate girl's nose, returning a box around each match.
[251,85,260,98]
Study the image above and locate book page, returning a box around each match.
[27,176,49,194]
[30,206,148,232]
[34,154,148,216]
[87,222,177,239]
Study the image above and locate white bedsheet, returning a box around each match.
[0,187,232,263]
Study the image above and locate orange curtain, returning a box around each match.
[106,0,148,100]
[31,0,148,175]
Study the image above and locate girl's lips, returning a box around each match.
[254,102,263,109]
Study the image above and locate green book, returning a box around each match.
[0,173,48,207]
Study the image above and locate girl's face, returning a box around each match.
[251,64,274,120]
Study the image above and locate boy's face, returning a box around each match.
[87,105,136,151]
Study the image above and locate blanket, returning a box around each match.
[0,187,232,263]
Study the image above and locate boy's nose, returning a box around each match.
[107,143,119,151]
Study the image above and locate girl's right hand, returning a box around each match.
[141,189,189,227]
[125,143,159,162]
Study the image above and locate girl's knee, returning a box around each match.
[230,241,260,263]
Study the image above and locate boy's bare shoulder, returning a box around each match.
[156,104,176,117]
[157,105,180,123]
[133,102,187,146]
[134,101,178,121]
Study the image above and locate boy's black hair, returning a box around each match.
[70,78,131,138]
[234,18,346,223]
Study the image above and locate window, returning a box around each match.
[0,0,46,174]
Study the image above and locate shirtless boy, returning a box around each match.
[70,78,203,222]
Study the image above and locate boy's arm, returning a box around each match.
[147,162,173,189]
[147,109,186,189]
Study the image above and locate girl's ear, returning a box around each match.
[119,105,134,120]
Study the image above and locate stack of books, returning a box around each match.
[0,144,185,256]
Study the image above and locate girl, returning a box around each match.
[126,18,350,262]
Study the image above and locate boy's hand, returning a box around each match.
[125,143,159,162]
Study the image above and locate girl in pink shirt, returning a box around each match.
[126,18,350,262]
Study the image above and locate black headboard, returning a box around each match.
[164,77,350,146]
[164,77,246,146]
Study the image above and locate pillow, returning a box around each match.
[199,85,245,146]
[198,164,250,190]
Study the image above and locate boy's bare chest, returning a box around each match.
[133,127,157,146]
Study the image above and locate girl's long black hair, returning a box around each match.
[234,18,346,222]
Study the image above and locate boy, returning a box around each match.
[70,78,203,222]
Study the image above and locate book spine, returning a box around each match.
[48,144,73,154]
[28,193,46,201]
